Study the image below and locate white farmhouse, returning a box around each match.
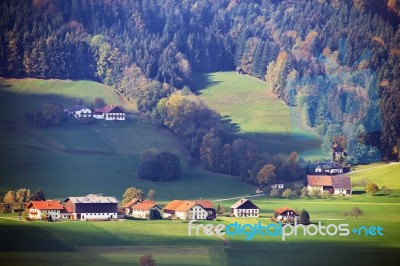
[230,198,259,218]
[93,105,126,121]
[130,201,161,219]
[27,200,64,220]
[67,105,92,119]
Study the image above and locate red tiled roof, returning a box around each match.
[121,198,140,208]
[62,205,73,213]
[274,207,297,215]
[28,201,63,210]
[194,200,213,209]
[163,200,185,211]
[175,201,198,212]
[132,201,157,211]
[307,175,332,186]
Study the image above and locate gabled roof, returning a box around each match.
[27,200,63,210]
[68,105,90,112]
[65,194,118,204]
[132,201,158,211]
[121,198,141,208]
[175,201,204,212]
[307,175,333,186]
[194,200,213,209]
[316,162,342,169]
[95,105,125,114]
[230,198,259,209]
[274,207,298,215]
[331,176,351,190]
[163,200,185,211]
[273,179,284,184]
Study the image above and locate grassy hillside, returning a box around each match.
[192,72,324,159]
[348,163,400,195]
[0,78,254,199]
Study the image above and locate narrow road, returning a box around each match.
[346,162,400,175]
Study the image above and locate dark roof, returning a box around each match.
[316,162,342,169]
[331,176,352,190]
[231,198,259,210]
[95,105,125,114]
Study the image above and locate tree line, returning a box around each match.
[1,0,400,171]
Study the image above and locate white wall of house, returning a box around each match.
[105,113,125,121]
[271,184,284,189]
[334,188,350,195]
[232,208,259,218]
[73,212,117,220]
[73,108,92,119]
[176,205,208,220]
[131,209,150,219]
[93,113,104,119]
[28,208,61,220]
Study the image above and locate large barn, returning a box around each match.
[63,194,118,220]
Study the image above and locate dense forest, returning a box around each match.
[1,0,400,182]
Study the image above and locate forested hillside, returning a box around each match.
[1,0,400,168]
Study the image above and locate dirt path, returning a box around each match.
[347,162,400,175]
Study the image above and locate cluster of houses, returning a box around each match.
[27,194,118,221]
[66,104,126,121]
[26,194,264,221]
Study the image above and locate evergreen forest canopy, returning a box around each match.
[1,0,400,178]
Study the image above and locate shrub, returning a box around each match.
[365,183,379,194]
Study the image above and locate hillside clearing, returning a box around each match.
[192,72,324,159]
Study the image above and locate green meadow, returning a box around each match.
[192,72,324,159]
[0,78,254,199]
[1,193,399,265]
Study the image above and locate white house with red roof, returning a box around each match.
[274,207,299,223]
[130,201,161,219]
[27,200,64,220]
[93,105,126,121]
[163,200,211,220]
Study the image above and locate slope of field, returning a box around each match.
[348,163,400,195]
[0,78,254,199]
[192,72,324,158]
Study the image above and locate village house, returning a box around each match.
[274,207,299,223]
[120,198,141,216]
[93,105,126,121]
[66,105,92,119]
[27,200,64,220]
[314,161,344,175]
[230,198,260,218]
[271,179,285,189]
[194,200,216,219]
[163,200,214,220]
[307,175,352,195]
[63,194,118,220]
[130,201,161,219]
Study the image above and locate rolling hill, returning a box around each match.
[0,78,254,199]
